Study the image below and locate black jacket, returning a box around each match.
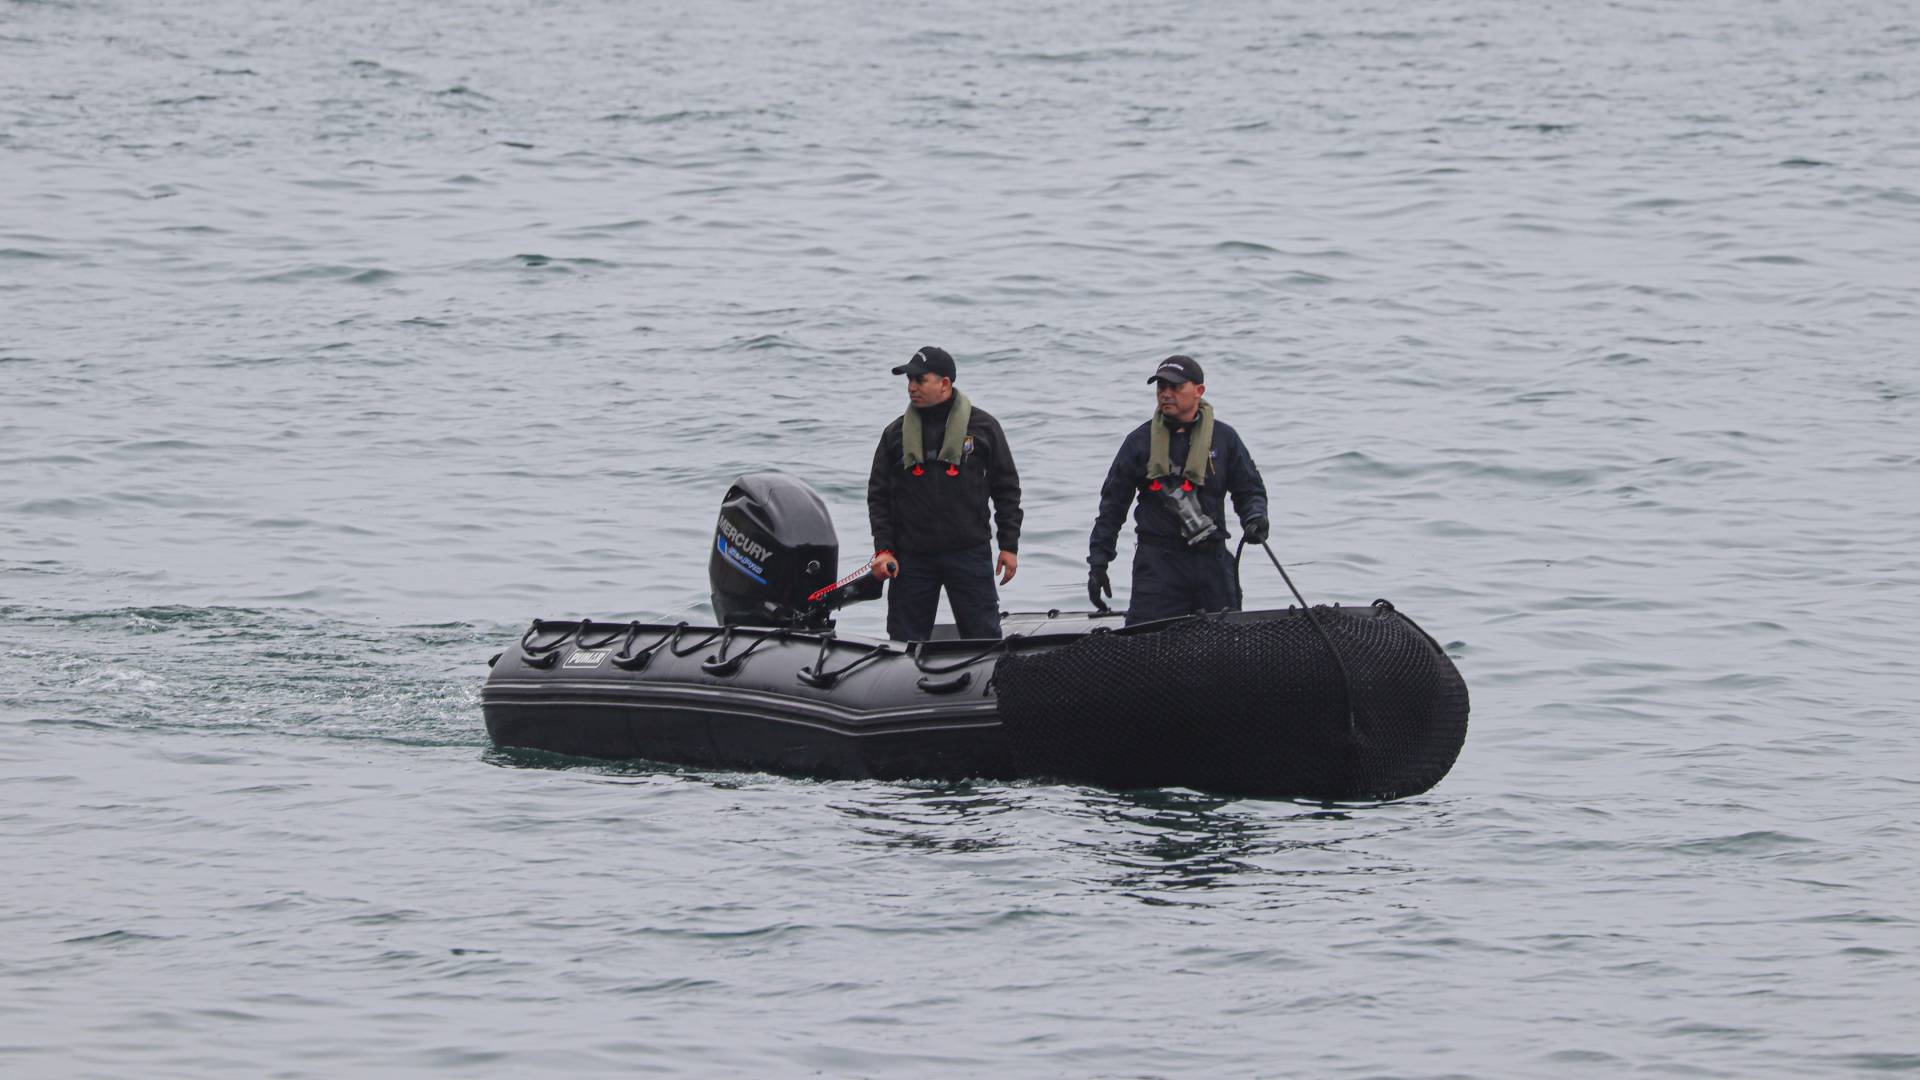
[1088,414,1269,566]
[868,398,1023,555]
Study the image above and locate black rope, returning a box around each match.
[611,622,688,670]
[910,633,1024,675]
[668,626,727,658]
[703,627,786,675]
[613,620,647,659]
[799,637,893,687]
[1234,538,1246,610]
[1253,542,1361,739]
[519,619,583,659]
[575,620,635,651]
[805,632,835,676]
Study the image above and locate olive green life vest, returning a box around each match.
[901,389,974,471]
[1147,399,1214,486]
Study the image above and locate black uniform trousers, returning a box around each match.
[886,543,1003,642]
[1125,540,1241,625]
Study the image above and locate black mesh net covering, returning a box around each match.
[994,603,1469,801]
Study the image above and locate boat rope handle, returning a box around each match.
[910,633,1026,675]
[518,619,585,668]
[915,671,973,695]
[805,632,834,676]
[668,626,727,658]
[798,637,892,688]
[575,620,636,651]
[611,622,688,671]
[703,627,784,676]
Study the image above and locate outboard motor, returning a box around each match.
[710,472,877,628]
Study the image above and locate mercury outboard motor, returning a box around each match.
[710,472,878,628]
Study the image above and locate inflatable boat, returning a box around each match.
[482,473,1469,801]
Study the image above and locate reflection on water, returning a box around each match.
[830,781,1429,904]
[486,752,1430,902]
[834,783,1020,855]
[1062,790,1424,904]
[1076,790,1354,897]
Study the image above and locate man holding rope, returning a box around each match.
[1086,355,1270,624]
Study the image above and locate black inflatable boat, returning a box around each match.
[482,473,1469,801]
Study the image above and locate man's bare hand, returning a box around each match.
[996,551,1018,585]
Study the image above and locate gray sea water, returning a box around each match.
[4,0,1918,1076]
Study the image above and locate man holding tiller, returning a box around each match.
[866,347,1023,642]
[1086,355,1270,624]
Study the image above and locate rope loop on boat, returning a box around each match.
[910,633,1026,676]
[518,619,585,668]
[703,627,784,676]
[797,636,892,689]
[575,620,636,651]
[611,622,688,671]
[668,626,727,658]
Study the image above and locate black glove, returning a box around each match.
[1087,564,1113,613]
[1242,517,1270,545]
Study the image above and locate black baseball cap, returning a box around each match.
[1147,355,1204,385]
[893,346,957,381]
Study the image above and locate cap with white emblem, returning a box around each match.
[892,346,957,381]
[1147,355,1204,385]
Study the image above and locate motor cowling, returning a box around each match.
[710,472,874,628]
